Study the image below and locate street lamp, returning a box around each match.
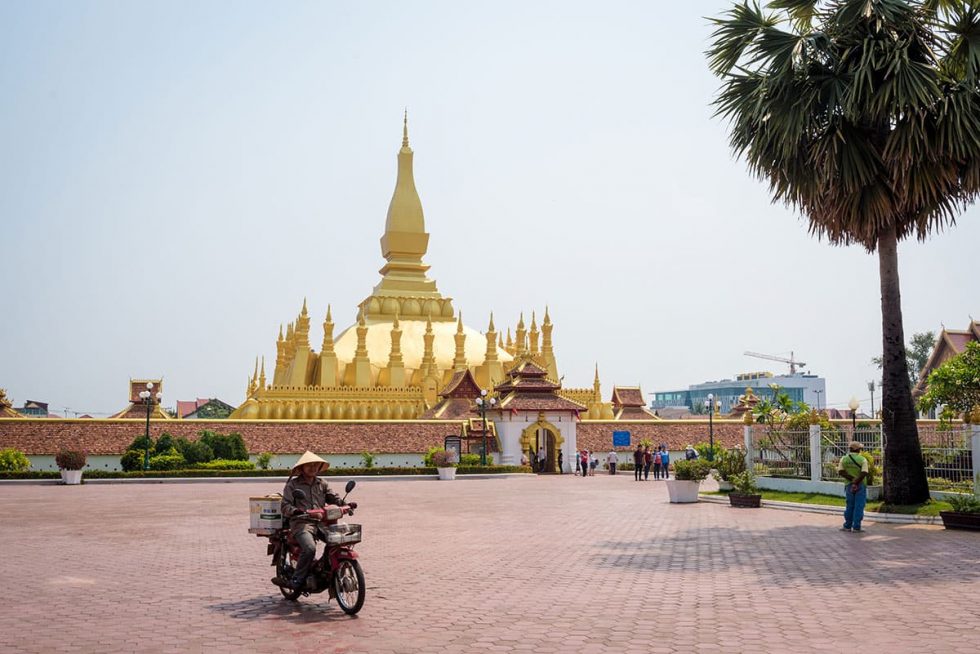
[848,397,860,435]
[814,389,824,412]
[704,393,716,462]
[138,382,162,470]
[474,389,496,466]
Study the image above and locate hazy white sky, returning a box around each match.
[1,1,976,417]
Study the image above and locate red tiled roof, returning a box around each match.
[505,360,549,378]
[616,406,659,420]
[611,387,645,407]
[421,398,477,420]
[497,394,586,412]
[438,370,483,399]
[495,377,561,393]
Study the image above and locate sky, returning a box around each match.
[1,1,976,418]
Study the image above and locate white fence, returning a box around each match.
[745,422,980,499]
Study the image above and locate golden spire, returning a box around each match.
[420,313,436,375]
[371,112,439,302]
[253,357,259,383]
[321,305,335,353]
[515,313,527,356]
[541,306,557,379]
[388,311,403,365]
[529,311,540,356]
[355,309,368,358]
[259,356,266,389]
[485,313,499,363]
[453,313,467,371]
[506,328,513,351]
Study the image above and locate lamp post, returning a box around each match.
[814,389,824,412]
[848,397,860,436]
[704,393,715,462]
[474,389,496,466]
[138,382,162,470]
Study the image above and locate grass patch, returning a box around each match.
[704,489,951,516]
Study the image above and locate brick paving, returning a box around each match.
[1,475,978,653]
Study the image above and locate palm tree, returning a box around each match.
[707,0,980,504]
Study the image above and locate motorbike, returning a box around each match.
[265,479,365,614]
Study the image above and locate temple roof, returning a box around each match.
[611,387,645,407]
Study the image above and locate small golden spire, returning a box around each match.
[259,356,266,388]
[326,304,332,322]
[402,109,409,148]
[301,297,308,316]
[457,312,464,334]
[544,306,551,325]
[393,308,400,329]
[278,324,284,341]
[488,312,496,333]
[357,309,365,326]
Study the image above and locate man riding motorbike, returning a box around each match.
[272,451,355,591]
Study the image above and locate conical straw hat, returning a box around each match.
[292,451,327,473]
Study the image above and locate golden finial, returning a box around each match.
[278,324,284,341]
[357,308,365,326]
[402,109,409,148]
[456,312,464,334]
[253,357,259,380]
[393,308,400,329]
[517,312,525,329]
[325,304,332,323]
[530,311,538,330]
[594,363,600,383]
[544,306,551,324]
[301,297,308,316]
[488,312,496,332]
[425,312,433,333]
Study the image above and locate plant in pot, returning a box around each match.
[712,446,746,491]
[939,493,980,531]
[666,459,711,503]
[55,450,87,485]
[431,450,458,481]
[728,470,762,508]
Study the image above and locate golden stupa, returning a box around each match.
[232,116,574,420]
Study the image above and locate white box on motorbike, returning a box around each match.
[249,495,283,535]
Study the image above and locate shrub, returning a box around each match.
[198,430,248,461]
[148,453,186,470]
[673,459,711,482]
[459,453,482,466]
[0,448,30,472]
[257,452,273,470]
[713,446,746,482]
[422,446,441,467]
[192,459,255,470]
[361,452,376,469]
[153,433,176,454]
[181,440,214,465]
[947,493,980,514]
[730,470,758,495]
[694,442,723,462]
[120,449,145,472]
[127,435,153,453]
[55,450,87,470]
[430,450,457,467]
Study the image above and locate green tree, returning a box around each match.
[918,341,980,421]
[707,1,980,503]
[872,331,936,387]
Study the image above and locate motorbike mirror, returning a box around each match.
[291,488,307,502]
[344,480,356,494]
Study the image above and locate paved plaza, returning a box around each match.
[1,475,979,654]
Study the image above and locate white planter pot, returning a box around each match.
[665,479,701,503]
[60,470,83,485]
[437,467,456,481]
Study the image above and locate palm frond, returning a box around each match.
[707,2,777,75]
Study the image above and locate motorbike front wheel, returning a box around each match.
[275,547,302,601]
[333,559,365,615]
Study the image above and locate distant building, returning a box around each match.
[913,319,979,400]
[110,379,172,419]
[16,400,48,417]
[177,398,235,419]
[651,371,827,415]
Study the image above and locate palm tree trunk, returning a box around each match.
[878,226,929,504]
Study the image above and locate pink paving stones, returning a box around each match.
[0,475,977,653]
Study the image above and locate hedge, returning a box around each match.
[0,465,530,480]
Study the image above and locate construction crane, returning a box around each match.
[743,351,807,375]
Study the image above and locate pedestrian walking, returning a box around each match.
[685,444,699,461]
[557,450,564,474]
[607,449,618,475]
[643,446,652,481]
[661,447,670,479]
[838,441,870,532]
[589,453,598,476]
[538,445,547,473]
[633,445,644,481]
[653,449,663,480]
[580,450,590,480]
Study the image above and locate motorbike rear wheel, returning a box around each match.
[333,559,365,615]
[275,546,302,601]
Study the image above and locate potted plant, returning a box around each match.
[712,446,746,491]
[940,493,980,530]
[666,459,711,503]
[728,470,762,508]
[55,450,87,485]
[431,450,457,481]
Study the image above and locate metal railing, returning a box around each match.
[751,429,811,479]
[820,425,883,482]
[918,424,974,494]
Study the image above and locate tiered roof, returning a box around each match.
[494,357,586,413]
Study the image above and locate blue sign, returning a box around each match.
[612,431,631,447]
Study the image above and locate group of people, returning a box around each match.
[631,444,671,481]
[575,450,599,476]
